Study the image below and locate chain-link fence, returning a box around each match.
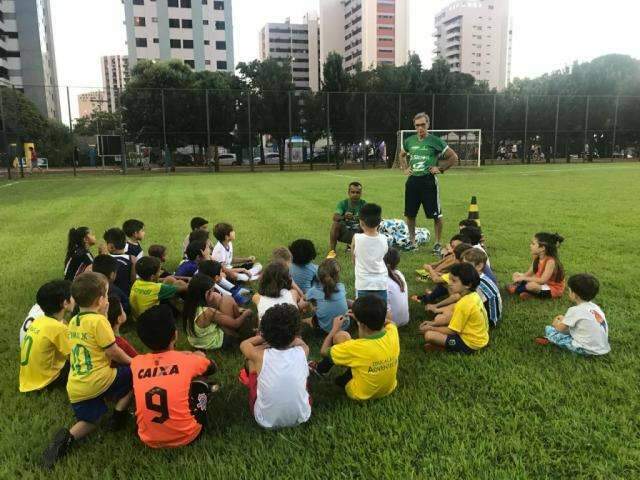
[2,85,639,177]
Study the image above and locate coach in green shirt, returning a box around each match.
[399,112,458,255]
[327,181,366,259]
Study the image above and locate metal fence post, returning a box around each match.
[205,89,213,172]
[66,86,77,177]
[397,93,402,132]
[466,93,470,129]
[523,95,529,164]
[287,90,292,171]
[248,92,254,172]
[161,89,169,173]
[611,95,619,160]
[431,93,436,129]
[0,88,11,180]
[491,94,496,161]
[362,92,367,169]
[584,95,590,161]
[120,122,127,175]
[553,95,560,162]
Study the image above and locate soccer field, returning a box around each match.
[1,164,639,479]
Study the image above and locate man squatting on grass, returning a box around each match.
[399,112,459,255]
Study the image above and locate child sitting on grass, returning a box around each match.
[92,254,130,314]
[132,305,218,448]
[305,259,349,333]
[422,233,470,279]
[130,256,188,319]
[314,295,399,401]
[271,247,307,303]
[289,239,319,294]
[253,262,305,322]
[183,274,255,351]
[64,227,96,281]
[420,263,489,354]
[107,296,138,360]
[103,227,137,296]
[122,219,145,260]
[507,232,565,300]
[212,222,262,282]
[42,272,133,469]
[385,248,409,327]
[239,304,311,429]
[176,240,211,278]
[412,243,473,306]
[536,273,610,355]
[148,244,171,278]
[352,203,389,303]
[19,280,74,393]
[183,216,209,254]
[461,248,502,328]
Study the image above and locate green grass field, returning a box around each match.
[1,164,639,479]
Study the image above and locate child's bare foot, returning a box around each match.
[534,337,550,346]
[423,343,445,352]
[519,292,533,300]
[410,295,422,303]
[506,284,517,294]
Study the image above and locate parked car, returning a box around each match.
[209,153,238,166]
[251,152,281,165]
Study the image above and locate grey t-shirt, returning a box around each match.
[562,302,610,355]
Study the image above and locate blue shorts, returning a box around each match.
[445,334,475,354]
[356,290,388,303]
[71,365,132,423]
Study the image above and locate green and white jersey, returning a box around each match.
[403,134,449,176]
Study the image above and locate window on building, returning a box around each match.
[134,17,146,27]
[133,0,144,5]
[153,38,159,43]
[203,20,209,25]
[152,17,158,23]
[214,1,224,10]
[170,39,181,48]
[202,0,208,4]
[183,39,194,48]
[168,0,178,7]
[184,59,195,68]
[204,40,210,45]
[182,19,193,28]
[215,41,226,50]
[181,0,192,7]
[216,61,227,70]
[135,37,148,47]
[205,60,211,65]
[215,21,225,30]
[169,18,180,28]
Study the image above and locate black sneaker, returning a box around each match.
[42,428,73,469]
[432,243,443,257]
[107,409,130,432]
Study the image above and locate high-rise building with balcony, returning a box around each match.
[123,0,235,73]
[101,55,130,113]
[434,0,512,90]
[259,13,320,92]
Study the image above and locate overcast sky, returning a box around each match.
[50,0,640,118]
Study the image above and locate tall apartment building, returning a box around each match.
[123,0,235,72]
[434,0,512,90]
[101,55,130,113]
[258,14,320,92]
[0,0,60,120]
[320,0,409,75]
[78,91,107,118]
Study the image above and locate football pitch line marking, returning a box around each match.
[0,182,17,189]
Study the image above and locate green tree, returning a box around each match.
[74,111,121,137]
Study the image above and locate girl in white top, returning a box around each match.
[240,304,311,429]
[252,262,303,322]
[351,203,389,297]
[384,248,409,327]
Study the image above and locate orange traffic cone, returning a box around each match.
[468,196,480,227]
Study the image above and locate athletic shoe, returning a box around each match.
[42,428,74,469]
[326,250,337,259]
[405,243,419,252]
[432,243,443,257]
[534,337,551,346]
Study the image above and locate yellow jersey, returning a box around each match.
[329,323,399,401]
[66,312,118,403]
[19,316,70,392]
[130,279,178,319]
[448,292,489,350]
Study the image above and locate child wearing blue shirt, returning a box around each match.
[289,239,319,294]
[305,259,349,333]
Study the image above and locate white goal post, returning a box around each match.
[394,129,483,168]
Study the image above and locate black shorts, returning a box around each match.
[190,379,213,427]
[404,174,442,219]
[444,334,475,354]
[338,223,361,244]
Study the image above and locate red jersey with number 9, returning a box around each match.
[131,350,211,448]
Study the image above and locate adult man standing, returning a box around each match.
[327,182,365,259]
[399,113,458,256]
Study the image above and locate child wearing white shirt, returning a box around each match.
[351,203,388,304]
